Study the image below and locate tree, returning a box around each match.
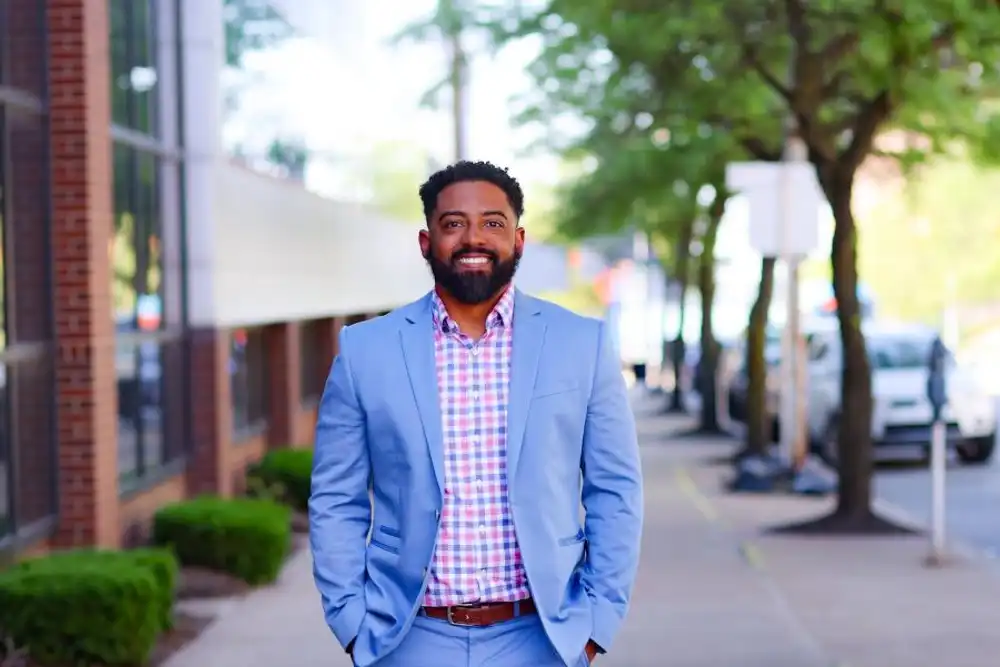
[550,126,737,432]
[391,0,483,161]
[486,1,783,453]
[494,0,1000,533]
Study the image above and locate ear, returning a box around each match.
[514,225,526,251]
[418,228,431,257]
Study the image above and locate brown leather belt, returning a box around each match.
[422,597,537,626]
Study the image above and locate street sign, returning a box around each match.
[725,161,822,257]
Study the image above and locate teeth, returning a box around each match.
[459,257,489,264]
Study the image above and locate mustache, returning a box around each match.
[451,248,498,263]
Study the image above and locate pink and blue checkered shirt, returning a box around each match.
[422,288,530,607]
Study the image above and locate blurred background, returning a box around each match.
[3,0,1000,665]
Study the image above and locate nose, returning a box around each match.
[460,221,487,247]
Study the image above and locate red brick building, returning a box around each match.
[0,0,428,558]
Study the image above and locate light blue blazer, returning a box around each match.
[309,290,643,667]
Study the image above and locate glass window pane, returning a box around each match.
[299,320,325,402]
[0,107,7,353]
[111,142,138,327]
[8,355,56,528]
[231,328,267,434]
[108,0,131,127]
[136,151,163,330]
[1,0,46,96]
[131,0,158,135]
[0,355,58,537]
[5,104,50,346]
[0,363,10,536]
[117,338,176,483]
[108,0,161,134]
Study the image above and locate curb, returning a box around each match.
[871,497,1000,568]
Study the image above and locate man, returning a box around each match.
[310,161,643,667]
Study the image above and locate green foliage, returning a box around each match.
[153,497,292,586]
[0,548,178,666]
[248,448,314,511]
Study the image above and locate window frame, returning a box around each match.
[110,0,188,495]
[0,0,58,548]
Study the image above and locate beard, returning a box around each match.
[424,246,521,305]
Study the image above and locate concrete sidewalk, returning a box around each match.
[164,393,1000,666]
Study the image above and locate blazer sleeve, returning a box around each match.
[580,320,643,652]
[309,325,371,649]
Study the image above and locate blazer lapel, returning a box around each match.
[506,290,546,483]
[399,294,445,495]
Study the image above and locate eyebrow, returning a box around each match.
[437,210,509,220]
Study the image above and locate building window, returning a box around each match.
[0,1,58,542]
[299,320,325,404]
[231,328,267,436]
[110,0,186,489]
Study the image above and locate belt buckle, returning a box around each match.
[446,604,479,627]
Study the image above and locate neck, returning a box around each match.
[435,284,510,336]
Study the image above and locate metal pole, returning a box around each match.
[927,418,948,565]
[779,130,808,469]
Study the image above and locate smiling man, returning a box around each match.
[310,161,643,667]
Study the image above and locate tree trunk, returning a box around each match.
[697,201,723,432]
[742,257,776,457]
[668,220,694,412]
[775,170,908,535]
[827,176,875,518]
[448,30,467,161]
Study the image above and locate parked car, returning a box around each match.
[722,319,996,465]
[806,321,996,465]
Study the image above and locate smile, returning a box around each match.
[456,255,492,266]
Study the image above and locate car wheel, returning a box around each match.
[957,434,996,464]
[818,415,840,469]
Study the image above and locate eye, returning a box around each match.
[443,219,463,228]
[485,220,504,228]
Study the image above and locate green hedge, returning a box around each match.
[153,496,291,585]
[0,548,178,666]
[247,448,313,510]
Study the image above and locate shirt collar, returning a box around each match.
[431,287,515,334]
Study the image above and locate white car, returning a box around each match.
[805,321,997,464]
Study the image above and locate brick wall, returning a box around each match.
[47,0,120,548]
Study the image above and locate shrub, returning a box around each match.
[153,496,292,585]
[0,553,165,666]
[247,448,313,511]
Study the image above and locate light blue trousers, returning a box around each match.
[369,613,588,667]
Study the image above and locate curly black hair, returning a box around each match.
[418,160,525,224]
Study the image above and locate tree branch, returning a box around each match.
[840,90,891,173]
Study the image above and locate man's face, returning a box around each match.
[419,180,525,305]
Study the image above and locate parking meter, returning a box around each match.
[926,336,948,423]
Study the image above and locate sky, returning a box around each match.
[225,0,562,201]
[223,0,835,304]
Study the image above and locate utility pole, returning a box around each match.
[444,0,468,161]
[778,114,810,472]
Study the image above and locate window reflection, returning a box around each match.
[111,143,164,330]
[230,328,268,435]
[109,0,160,135]
[116,339,165,482]
[299,319,325,403]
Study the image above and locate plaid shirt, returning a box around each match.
[423,288,530,607]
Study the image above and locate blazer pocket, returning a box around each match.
[379,525,402,539]
[369,537,400,554]
[533,382,580,399]
[558,528,586,546]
